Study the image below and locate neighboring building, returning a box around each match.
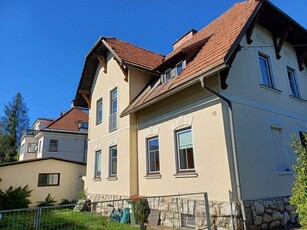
[0,157,86,206]
[74,0,307,229]
[19,107,88,163]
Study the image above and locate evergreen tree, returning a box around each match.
[0,92,29,162]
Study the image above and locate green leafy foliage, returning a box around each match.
[290,133,307,227]
[0,184,33,210]
[134,197,150,229]
[37,193,57,207]
[0,92,29,163]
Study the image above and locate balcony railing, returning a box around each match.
[109,112,118,132]
[23,129,39,136]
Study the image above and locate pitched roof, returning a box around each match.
[0,157,86,167]
[46,107,88,132]
[122,0,260,115]
[104,37,164,70]
[73,37,164,107]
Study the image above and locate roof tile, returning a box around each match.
[47,108,88,132]
[122,0,259,115]
[105,38,164,70]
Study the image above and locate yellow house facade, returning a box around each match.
[74,0,307,229]
[0,158,86,206]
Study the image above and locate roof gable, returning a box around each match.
[46,107,88,131]
[74,37,164,107]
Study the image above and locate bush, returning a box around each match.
[135,197,150,229]
[290,133,307,227]
[0,184,33,210]
[37,193,57,207]
[59,198,77,205]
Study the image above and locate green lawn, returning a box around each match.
[0,209,139,229]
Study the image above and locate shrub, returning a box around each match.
[0,184,33,210]
[37,193,57,207]
[290,133,307,227]
[135,197,150,229]
[59,198,77,206]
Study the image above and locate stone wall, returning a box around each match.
[244,196,297,230]
[146,196,242,229]
[86,193,298,229]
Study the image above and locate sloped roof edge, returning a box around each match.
[0,157,86,167]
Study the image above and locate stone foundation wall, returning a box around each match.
[86,193,298,230]
[244,196,297,230]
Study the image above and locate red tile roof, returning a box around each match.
[122,0,260,115]
[46,107,88,132]
[104,38,164,70]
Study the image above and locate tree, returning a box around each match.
[0,92,29,163]
[290,132,307,227]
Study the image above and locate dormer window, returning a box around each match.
[164,69,172,83]
[176,61,183,76]
[161,60,186,83]
[79,121,88,129]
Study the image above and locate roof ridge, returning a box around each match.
[105,37,165,58]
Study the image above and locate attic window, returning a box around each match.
[79,121,88,129]
[176,61,183,76]
[163,69,172,83]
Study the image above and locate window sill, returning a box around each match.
[96,122,103,127]
[107,176,118,181]
[173,172,198,178]
[259,84,282,94]
[289,95,307,103]
[145,174,162,179]
[93,177,101,182]
[277,170,293,175]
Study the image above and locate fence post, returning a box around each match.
[34,207,42,230]
[204,192,211,230]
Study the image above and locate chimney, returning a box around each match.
[173,29,197,50]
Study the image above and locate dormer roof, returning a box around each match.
[121,0,307,116]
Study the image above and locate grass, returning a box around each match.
[0,208,139,229]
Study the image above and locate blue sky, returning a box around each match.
[1,0,306,125]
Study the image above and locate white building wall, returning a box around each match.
[222,24,307,200]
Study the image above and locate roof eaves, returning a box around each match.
[224,0,263,63]
[121,63,228,117]
[102,39,123,65]
[85,36,104,58]
[122,60,160,74]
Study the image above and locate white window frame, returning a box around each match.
[48,139,58,152]
[96,98,103,125]
[176,61,183,76]
[38,139,42,153]
[109,87,118,132]
[175,128,195,172]
[163,68,172,83]
[146,137,160,174]
[27,142,37,153]
[109,146,117,177]
[286,67,300,98]
[38,173,60,186]
[270,126,290,173]
[258,53,274,88]
[94,150,101,178]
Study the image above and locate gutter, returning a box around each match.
[199,77,247,230]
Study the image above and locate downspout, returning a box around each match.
[199,77,247,230]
